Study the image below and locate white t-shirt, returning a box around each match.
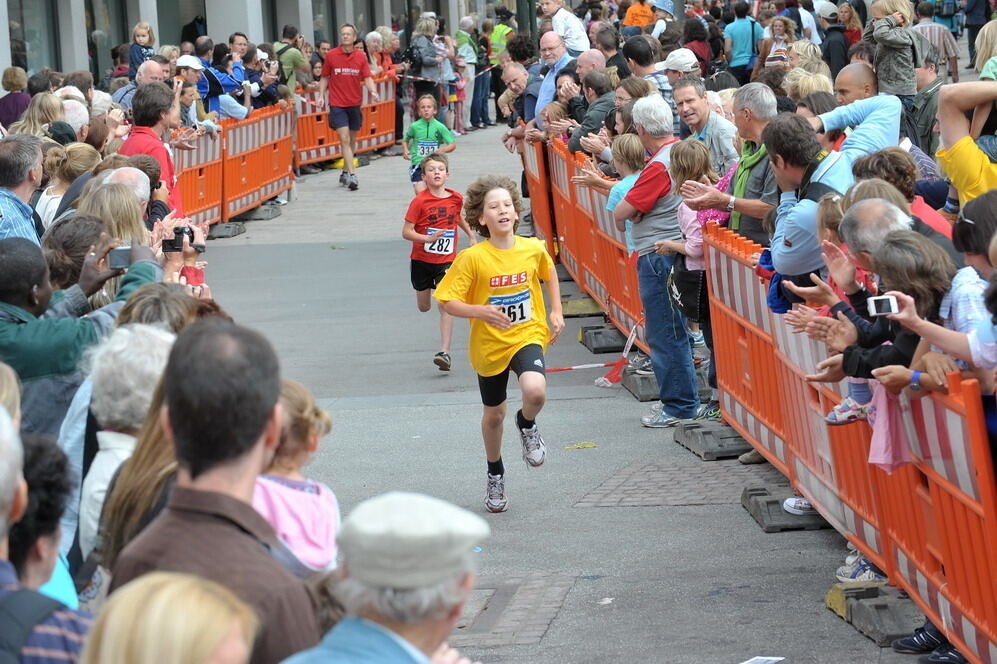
[800,8,821,45]
[35,187,63,229]
[553,7,590,53]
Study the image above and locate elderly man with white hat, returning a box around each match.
[283,492,490,664]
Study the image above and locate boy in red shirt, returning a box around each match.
[118,81,183,214]
[402,153,477,371]
[318,24,379,191]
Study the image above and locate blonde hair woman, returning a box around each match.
[77,182,148,306]
[36,143,101,228]
[7,93,63,137]
[836,3,863,44]
[783,68,833,101]
[80,572,258,664]
[77,183,147,245]
[787,39,833,78]
[974,19,997,71]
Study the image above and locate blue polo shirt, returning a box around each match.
[534,53,574,131]
[0,187,38,245]
[724,18,761,67]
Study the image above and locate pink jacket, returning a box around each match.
[253,475,341,571]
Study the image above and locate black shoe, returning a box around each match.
[918,645,969,664]
[347,174,358,191]
[893,628,946,654]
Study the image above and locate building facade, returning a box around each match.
[2,0,501,80]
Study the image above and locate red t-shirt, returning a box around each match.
[118,126,183,215]
[321,46,372,108]
[911,195,953,239]
[624,139,679,214]
[405,188,464,263]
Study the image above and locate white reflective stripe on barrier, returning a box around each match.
[771,313,825,376]
[550,153,569,197]
[176,132,222,171]
[900,395,979,501]
[720,390,787,464]
[608,301,646,349]
[523,143,539,179]
[712,249,771,335]
[587,270,608,304]
[894,547,997,664]
[590,189,627,247]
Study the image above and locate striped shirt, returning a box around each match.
[912,21,959,63]
[0,187,38,245]
[0,560,92,663]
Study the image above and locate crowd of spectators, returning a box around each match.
[2,1,997,663]
[492,3,997,662]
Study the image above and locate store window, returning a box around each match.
[354,0,378,34]
[311,0,337,45]
[86,0,126,81]
[8,0,60,74]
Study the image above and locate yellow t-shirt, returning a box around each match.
[936,135,997,205]
[435,236,555,377]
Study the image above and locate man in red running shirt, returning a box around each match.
[318,24,380,191]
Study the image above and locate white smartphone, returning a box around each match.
[867,294,899,317]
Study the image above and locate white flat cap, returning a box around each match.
[656,47,700,73]
[338,492,490,589]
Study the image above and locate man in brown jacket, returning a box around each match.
[110,320,319,664]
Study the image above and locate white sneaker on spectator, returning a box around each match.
[783,496,818,516]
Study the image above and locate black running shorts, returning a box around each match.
[477,344,546,407]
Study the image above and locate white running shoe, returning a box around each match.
[519,424,546,467]
[485,474,508,513]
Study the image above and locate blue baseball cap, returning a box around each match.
[652,0,675,15]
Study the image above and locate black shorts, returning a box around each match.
[329,105,362,131]
[477,344,546,407]
[409,163,423,184]
[411,259,451,291]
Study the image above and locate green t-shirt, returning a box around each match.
[981,55,997,80]
[273,41,307,91]
[403,118,454,165]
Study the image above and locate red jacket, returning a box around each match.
[119,126,183,215]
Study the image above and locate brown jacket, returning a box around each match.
[110,486,320,664]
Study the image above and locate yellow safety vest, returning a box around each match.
[488,23,514,65]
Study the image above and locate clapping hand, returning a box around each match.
[806,311,858,353]
[783,273,841,307]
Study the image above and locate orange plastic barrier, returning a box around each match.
[521,134,556,258]
[547,139,582,289]
[528,137,997,664]
[292,76,397,166]
[174,127,224,226]
[702,223,997,664]
[219,105,295,221]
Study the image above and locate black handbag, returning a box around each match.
[668,253,708,323]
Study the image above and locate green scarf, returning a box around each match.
[730,141,768,231]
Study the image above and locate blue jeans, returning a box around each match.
[637,252,699,418]
[471,68,491,126]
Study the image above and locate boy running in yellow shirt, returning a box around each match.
[435,175,564,513]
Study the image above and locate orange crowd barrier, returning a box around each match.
[520,131,556,258]
[292,75,397,167]
[175,79,398,222]
[219,105,295,222]
[174,126,224,226]
[703,221,997,664]
[527,135,997,664]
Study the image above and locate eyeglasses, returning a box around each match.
[957,212,976,225]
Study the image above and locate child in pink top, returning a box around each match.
[655,139,719,269]
[253,379,340,571]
